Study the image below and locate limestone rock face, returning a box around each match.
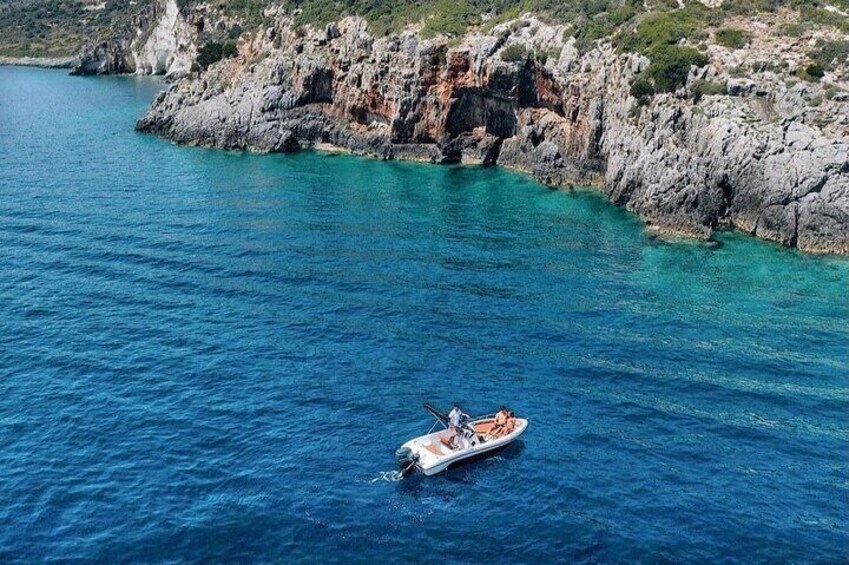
[133,0,195,77]
[135,15,849,254]
[72,0,194,78]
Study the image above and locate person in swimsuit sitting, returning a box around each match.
[503,410,517,435]
[490,406,510,438]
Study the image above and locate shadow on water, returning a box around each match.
[442,441,527,480]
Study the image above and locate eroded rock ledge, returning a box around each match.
[136,16,849,254]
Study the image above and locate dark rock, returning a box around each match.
[326,23,341,41]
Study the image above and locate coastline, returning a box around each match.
[5,0,848,255]
[131,14,849,256]
[0,56,77,69]
[135,124,845,255]
[146,133,735,247]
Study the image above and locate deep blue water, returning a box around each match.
[1,66,847,562]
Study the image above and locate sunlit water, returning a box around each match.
[1,67,847,562]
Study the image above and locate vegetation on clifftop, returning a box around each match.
[281,0,848,41]
[0,0,150,57]
[2,0,847,74]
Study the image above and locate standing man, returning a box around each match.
[448,404,463,429]
[447,403,467,448]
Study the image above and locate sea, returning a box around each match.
[1,66,847,562]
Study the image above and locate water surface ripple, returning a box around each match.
[1,67,847,562]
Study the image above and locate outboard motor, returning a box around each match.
[396,447,419,476]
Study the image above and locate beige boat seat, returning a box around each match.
[473,420,496,435]
[424,442,444,456]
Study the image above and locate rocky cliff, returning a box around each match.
[72,0,195,77]
[128,8,849,254]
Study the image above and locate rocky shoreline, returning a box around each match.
[75,0,849,254]
[0,56,77,68]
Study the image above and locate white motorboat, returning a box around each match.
[396,404,528,476]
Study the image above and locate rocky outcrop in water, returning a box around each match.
[136,14,849,254]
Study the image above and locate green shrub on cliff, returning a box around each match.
[421,0,480,37]
[780,22,806,37]
[288,0,646,41]
[644,45,709,92]
[194,40,239,71]
[630,76,656,98]
[196,42,223,70]
[715,28,748,49]
[229,24,244,39]
[804,63,825,80]
[798,3,849,34]
[213,0,268,28]
[293,1,344,29]
[534,47,561,65]
[810,39,849,71]
[619,5,710,55]
[223,40,238,57]
[691,79,727,97]
[574,3,638,52]
[501,43,529,62]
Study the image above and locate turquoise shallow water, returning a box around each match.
[1,66,848,562]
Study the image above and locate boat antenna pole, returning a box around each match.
[423,403,450,428]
